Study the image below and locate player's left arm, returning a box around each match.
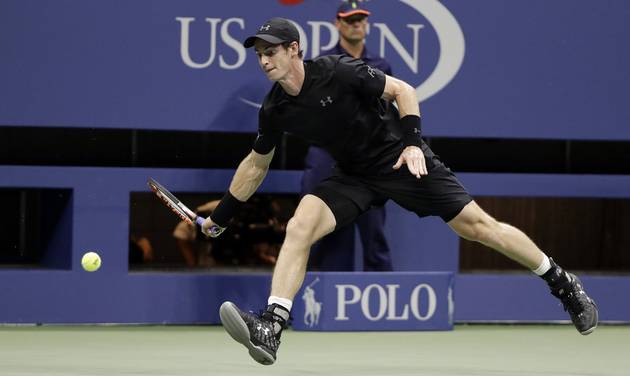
[381,75,419,117]
[382,75,427,178]
[335,57,426,177]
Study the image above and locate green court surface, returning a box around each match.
[1,325,628,376]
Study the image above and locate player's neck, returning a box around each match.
[278,59,305,96]
[340,38,365,59]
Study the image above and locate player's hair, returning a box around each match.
[281,41,303,59]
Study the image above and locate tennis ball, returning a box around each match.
[81,252,101,272]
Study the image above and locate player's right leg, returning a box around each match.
[269,194,338,299]
[220,194,337,365]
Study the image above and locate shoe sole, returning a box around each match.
[579,305,598,335]
[219,301,276,365]
[581,325,597,335]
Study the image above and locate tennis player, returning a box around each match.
[202,18,598,365]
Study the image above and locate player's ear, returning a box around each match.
[290,41,299,57]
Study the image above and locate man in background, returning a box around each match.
[302,0,394,271]
[129,234,154,265]
[173,201,219,267]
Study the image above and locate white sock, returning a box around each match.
[268,296,293,312]
[532,255,552,276]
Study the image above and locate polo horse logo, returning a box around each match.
[302,278,322,327]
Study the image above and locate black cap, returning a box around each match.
[243,18,300,48]
[337,1,370,18]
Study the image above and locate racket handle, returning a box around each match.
[195,216,205,227]
[195,216,226,238]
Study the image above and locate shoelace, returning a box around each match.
[559,288,590,316]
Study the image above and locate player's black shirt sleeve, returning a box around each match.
[333,55,387,98]
[252,108,281,155]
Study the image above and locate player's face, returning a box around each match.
[336,15,368,44]
[254,40,295,82]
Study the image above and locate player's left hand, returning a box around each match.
[392,146,427,178]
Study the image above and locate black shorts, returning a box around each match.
[311,156,473,229]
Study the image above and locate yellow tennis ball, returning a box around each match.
[81,252,101,272]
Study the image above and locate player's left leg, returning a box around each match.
[447,200,544,268]
[447,200,598,334]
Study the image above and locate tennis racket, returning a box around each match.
[147,178,225,237]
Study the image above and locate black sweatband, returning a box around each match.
[400,115,422,147]
[210,191,243,227]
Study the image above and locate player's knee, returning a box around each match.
[476,218,504,246]
[457,216,500,244]
[285,215,317,245]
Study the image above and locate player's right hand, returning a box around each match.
[201,217,226,238]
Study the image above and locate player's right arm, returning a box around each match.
[228,148,275,201]
[201,108,280,236]
[228,107,279,201]
[201,149,274,236]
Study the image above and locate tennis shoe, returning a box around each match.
[550,273,598,335]
[219,301,288,365]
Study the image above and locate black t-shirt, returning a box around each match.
[253,55,429,176]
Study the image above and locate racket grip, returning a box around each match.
[195,216,226,238]
[195,216,206,227]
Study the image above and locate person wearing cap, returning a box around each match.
[203,17,598,366]
[302,1,394,273]
[330,1,392,75]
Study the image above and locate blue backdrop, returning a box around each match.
[1,0,629,139]
[1,166,629,324]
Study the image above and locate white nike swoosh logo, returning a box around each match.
[238,97,262,109]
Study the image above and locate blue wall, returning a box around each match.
[1,166,629,323]
[1,0,629,139]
